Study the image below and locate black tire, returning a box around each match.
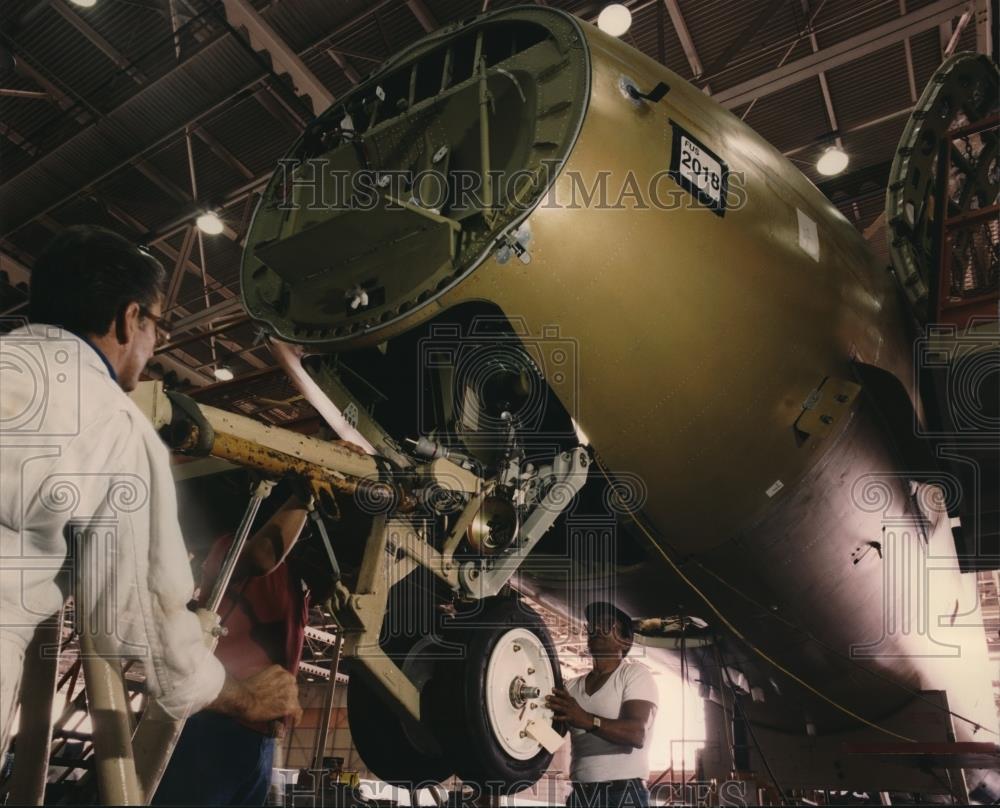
[346,663,454,787]
[430,596,566,795]
[346,577,455,787]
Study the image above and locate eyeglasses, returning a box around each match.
[138,305,170,347]
[586,622,619,637]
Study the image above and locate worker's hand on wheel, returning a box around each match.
[545,686,590,730]
[210,665,303,724]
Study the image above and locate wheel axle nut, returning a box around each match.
[510,676,541,707]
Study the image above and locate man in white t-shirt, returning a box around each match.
[546,601,658,808]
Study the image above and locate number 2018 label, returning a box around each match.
[669,122,729,217]
[680,137,722,201]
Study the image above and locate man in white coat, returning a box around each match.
[0,226,300,769]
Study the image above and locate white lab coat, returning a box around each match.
[0,323,224,757]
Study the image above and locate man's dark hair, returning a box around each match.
[585,601,634,652]
[28,225,167,336]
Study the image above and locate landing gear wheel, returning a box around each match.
[431,597,565,795]
[346,595,455,786]
[347,637,454,786]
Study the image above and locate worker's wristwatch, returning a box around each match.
[588,714,602,732]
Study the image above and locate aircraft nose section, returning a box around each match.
[241,8,590,348]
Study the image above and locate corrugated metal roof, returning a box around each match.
[328,14,394,77]
[835,190,884,231]
[199,93,297,177]
[144,134,246,208]
[197,228,244,290]
[426,0,486,29]
[813,0,903,50]
[303,48,357,100]
[680,0,812,92]
[742,77,833,153]
[0,33,263,237]
[795,112,907,191]
[377,2,430,53]
[62,0,190,88]
[840,113,909,171]
[101,165,186,228]
[625,2,692,79]
[678,1,771,83]
[0,70,81,170]
[909,27,943,89]
[824,41,911,129]
[11,8,122,111]
[266,0,370,52]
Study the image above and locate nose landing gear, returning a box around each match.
[429,597,566,795]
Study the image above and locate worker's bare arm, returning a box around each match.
[236,441,368,578]
[546,688,656,749]
[236,495,309,578]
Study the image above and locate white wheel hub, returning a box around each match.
[484,627,557,760]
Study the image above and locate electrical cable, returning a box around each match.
[710,644,738,779]
[680,623,686,780]
[643,622,691,795]
[689,557,997,738]
[718,640,788,806]
[595,461,918,743]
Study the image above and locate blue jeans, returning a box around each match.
[567,778,650,807]
[152,711,276,806]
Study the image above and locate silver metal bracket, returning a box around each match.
[495,224,532,265]
[459,446,590,597]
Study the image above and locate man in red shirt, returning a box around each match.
[153,486,338,806]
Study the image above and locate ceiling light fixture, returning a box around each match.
[816,145,849,176]
[597,4,632,37]
[213,365,234,382]
[196,211,224,235]
[69,0,98,7]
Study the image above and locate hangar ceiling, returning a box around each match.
[0,0,992,423]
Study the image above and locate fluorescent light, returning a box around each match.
[213,366,234,382]
[69,0,97,7]
[816,145,849,176]
[196,211,224,235]
[597,4,632,37]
